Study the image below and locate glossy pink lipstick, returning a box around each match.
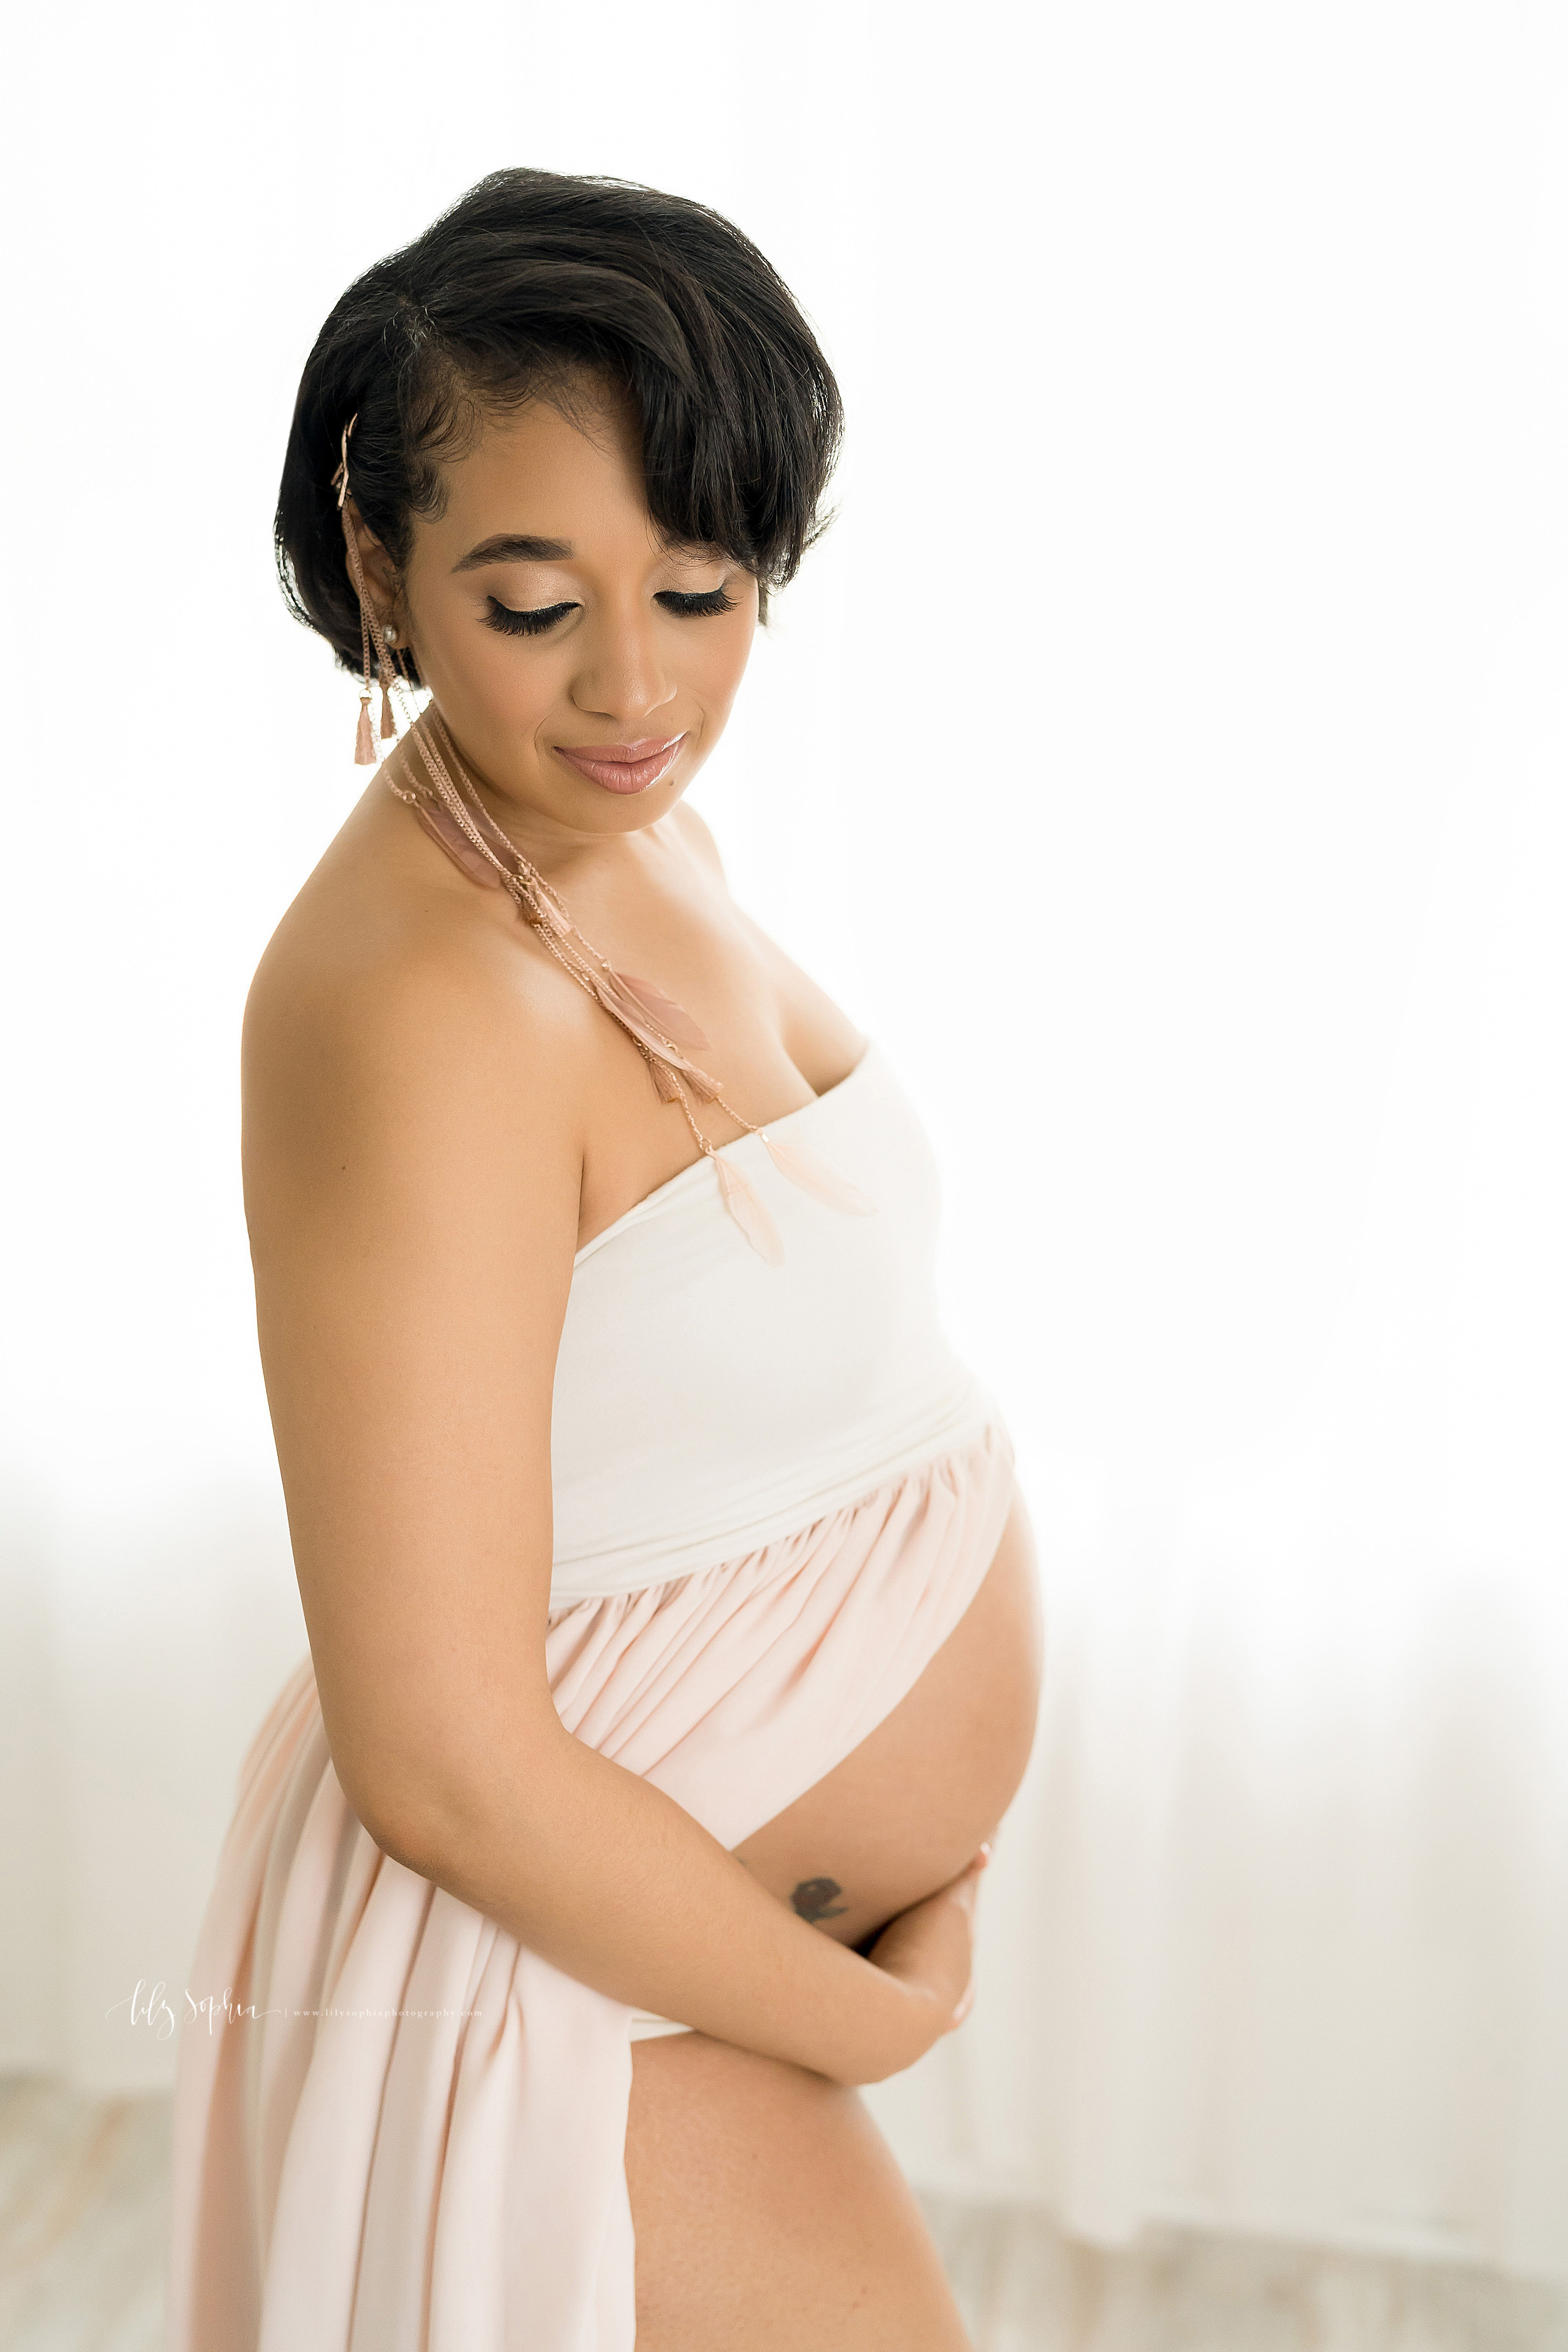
[554,734,686,795]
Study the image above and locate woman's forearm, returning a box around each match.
[365,1720,933,2086]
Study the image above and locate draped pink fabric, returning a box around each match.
[168,1423,1016,2351]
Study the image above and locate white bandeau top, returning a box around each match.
[548,1042,999,1604]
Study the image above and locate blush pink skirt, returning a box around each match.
[168,1422,1016,2352]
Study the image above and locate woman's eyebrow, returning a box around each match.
[452,533,573,572]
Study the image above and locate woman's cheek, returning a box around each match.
[687,612,756,709]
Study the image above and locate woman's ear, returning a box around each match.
[341,499,398,629]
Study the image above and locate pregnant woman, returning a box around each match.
[170,168,1041,2351]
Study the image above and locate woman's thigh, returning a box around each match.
[625,2032,971,2351]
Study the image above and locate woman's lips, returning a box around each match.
[554,735,686,795]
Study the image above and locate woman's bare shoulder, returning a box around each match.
[241,795,599,1199]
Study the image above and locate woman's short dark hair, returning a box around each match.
[276,169,842,677]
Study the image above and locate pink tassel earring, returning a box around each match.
[333,413,386,766]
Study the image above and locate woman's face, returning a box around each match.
[354,386,759,843]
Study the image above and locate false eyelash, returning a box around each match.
[485,598,578,637]
[656,588,738,617]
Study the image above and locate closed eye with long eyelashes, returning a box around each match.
[655,586,737,618]
[484,585,738,637]
[484,598,578,637]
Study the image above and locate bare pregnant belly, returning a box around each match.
[731,1486,1043,1947]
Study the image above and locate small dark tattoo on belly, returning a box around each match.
[790,1877,847,1924]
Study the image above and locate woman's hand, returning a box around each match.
[850,1846,991,2080]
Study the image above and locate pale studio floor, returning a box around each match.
[3,2074,1566,2352]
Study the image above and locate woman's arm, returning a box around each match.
[241,919,970,2087]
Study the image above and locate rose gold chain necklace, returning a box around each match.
[383,691,871,1262]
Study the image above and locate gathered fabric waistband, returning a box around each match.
[548,1375,998,1604]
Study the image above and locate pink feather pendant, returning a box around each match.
[645,1051,723,1109]
[595,972,721,1094]
[610,972,711,1052]
[415,802,504,889]
[412,792,721,1096]
[712,1153,785,1265]
[760,1133,876,1215]
[402,736,793,1141]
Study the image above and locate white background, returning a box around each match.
[3,0,1566,2280]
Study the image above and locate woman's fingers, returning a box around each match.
[940,1848,991,2026]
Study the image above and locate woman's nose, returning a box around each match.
[569,607,678,728]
